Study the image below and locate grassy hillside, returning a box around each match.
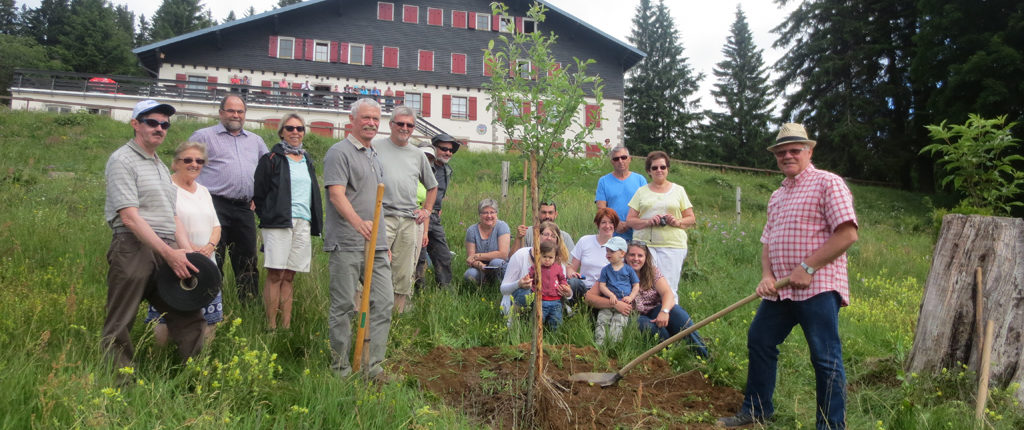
[0,109,1020,428]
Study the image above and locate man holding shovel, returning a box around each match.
[719,123,858,429]
[323,98,394,380]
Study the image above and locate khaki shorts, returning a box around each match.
[262,218,312,272]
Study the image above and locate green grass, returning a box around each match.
[0,108,1021,428]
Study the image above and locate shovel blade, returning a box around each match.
[567,371,623,387]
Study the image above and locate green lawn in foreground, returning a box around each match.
[0,109,1020,428]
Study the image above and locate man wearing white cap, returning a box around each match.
[719,123,859,429]
[101,100,205,374]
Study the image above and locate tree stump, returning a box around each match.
[906,214,1024,405]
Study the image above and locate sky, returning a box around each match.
[17,0,799,112]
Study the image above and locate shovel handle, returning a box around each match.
[353,183,385,371]
[617,278,789,377]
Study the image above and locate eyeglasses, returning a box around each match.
[283,125,305,132]
[773,148,806,158]
[392,121,415,129]
[649,165,668,171]
[140,118,171,130]
[436,146,454,153]
[479,210,497,215]
[177,157,206,165]
[220,109,245,115]
[611,155,629,162]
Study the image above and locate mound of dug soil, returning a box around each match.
[396,343,743,429]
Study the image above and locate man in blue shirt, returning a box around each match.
[595,146,647,240]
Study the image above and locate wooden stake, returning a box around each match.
[975,320,994,420]
[975,267,984,359]
[353,184,384,372]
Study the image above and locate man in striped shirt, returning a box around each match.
[720,123,859,430]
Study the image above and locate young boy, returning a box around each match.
[528,241,570,329]
[594,236,639,345]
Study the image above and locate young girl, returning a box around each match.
[528,240,571,329]
[595,236,639,345]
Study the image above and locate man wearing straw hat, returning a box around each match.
[322,98,394,381]
[102,100,205,376]
[719,123,859,429]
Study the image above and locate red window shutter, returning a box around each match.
[261,80,271,94]
[451,54,466,74]
[378,2,393,21]
[468,97,477,120]
[175,73,186,88]
[483,58,493,76]
[344,123,353,137]
[515,17,523,33]
[364,45,373,66]
[383,47,398,68]
[586,144,601,158]
[530,64,539,79]
[418,50,433,72]
[330,41,339,62]
[268,36,278,57]
[340,43,349,64]
[452,11,466,29]
[468,12,476,29]
[428,8,442,26]
[305,39,315,61]
[395,90,404,98]
[264,119,280,130]
[207,76,217,90]
[548,62,561,77]
[522,102,531,116]
[421,93,431,117]
[310,121,333,137]
[293,39,303,60]
[585,104,601,127]
[492,14,500,31]
[403,5,417,23]
[536,101,544,117]
[441,94,452,119]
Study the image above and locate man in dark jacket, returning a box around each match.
[415,133,460,288]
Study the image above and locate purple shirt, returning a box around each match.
[191,123,268,200]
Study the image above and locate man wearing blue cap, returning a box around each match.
[102,100,205,375]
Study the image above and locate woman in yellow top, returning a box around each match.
[625,151,695,301]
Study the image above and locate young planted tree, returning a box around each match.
[483,2,603,425]
[706,5,775,168]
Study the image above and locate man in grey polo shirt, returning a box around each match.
[373,106,437,314]
[102,100,206,372]
[323,98,394,380]
[192,94,269,304]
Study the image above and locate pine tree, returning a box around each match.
[137,14,151,46]
[243,6,257,17]
[706,6,775,168]
[19,0,69,46]
[58,0,136,74]
[277,0,303,7]
[148,0,214,42]
[0,0,17,35]
[773,0,916,183]
[623,0,702,158]
[223,10,237,23]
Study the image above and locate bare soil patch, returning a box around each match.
[396,343,744,429]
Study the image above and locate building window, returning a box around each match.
[499,15,513,33]
[377,2,394,21]
[451,96,468,119]
[349,44,365,65]
[522,18,537,33]
[516,59,532,79]
[186,75,207,90]
[405,93,422,112]
[46,104,74,114]
[427,7,443,26]
[277,37,295,59]
[475,13,490,31]
[383,46,399,68]
[314,40,330,62]
[418,50,434,72]
[402,5,418,23]
[451,53,467,74]
[452,10,467,28]
[505,100,521,117]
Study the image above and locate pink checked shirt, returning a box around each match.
[760,165,858,306]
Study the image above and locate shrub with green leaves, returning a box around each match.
[920,114,1024,215]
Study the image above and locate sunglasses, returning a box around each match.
[140,118,171,130]
[436,146,454,153]
[611,155,629,162]
[649,165,668,171]
[283,125,305,132]
[177,157,206,165]
[628,240,648,247]
[773,148,806,158]
[392,121,415,129]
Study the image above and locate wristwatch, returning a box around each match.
[661,308,671,314]
[800,262,816,275]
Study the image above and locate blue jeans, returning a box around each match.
[542,300,563,330]
[742,291,845,430]
[463,258,506,285]
[637,304,709,358]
